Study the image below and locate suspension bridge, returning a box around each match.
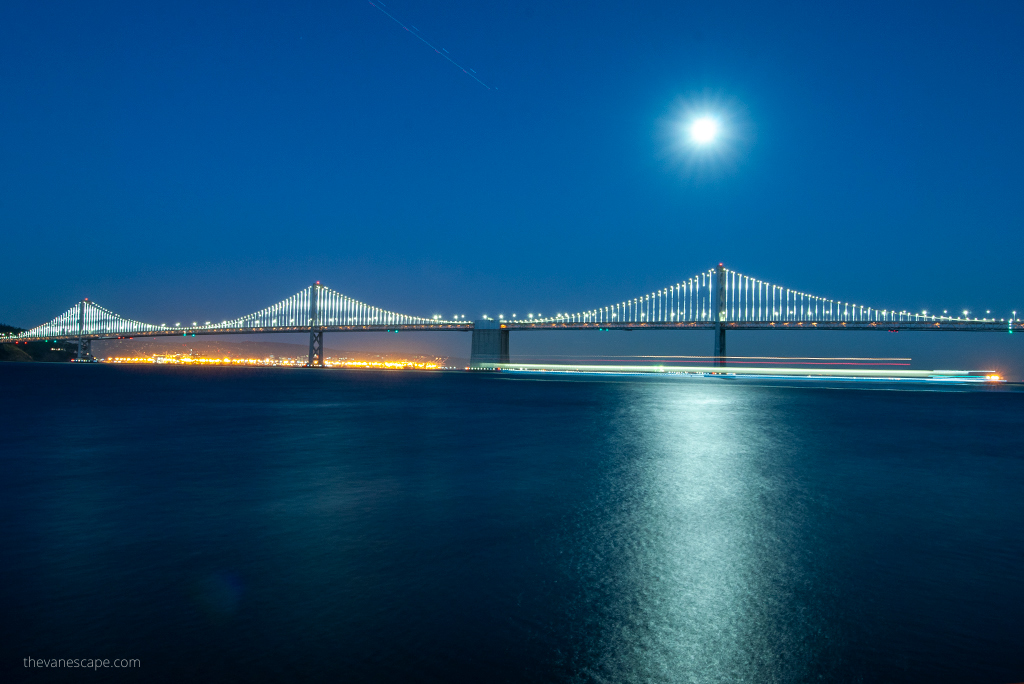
[3,265,1018,368]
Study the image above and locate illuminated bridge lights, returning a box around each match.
[3,268,1020,345]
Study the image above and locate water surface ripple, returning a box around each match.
[1,364,1022,682]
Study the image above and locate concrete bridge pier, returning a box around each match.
[714,263,728,367]
[470,319,509,369]
[714,324,726,368]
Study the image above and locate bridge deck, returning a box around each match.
[504,320,1018,332]
[3,319,1018,342]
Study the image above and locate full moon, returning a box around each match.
[689,117,719,144]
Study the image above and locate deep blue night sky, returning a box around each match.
[2,1,1022,370]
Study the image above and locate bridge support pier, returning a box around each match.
[308,330,324,367]
[76,338,92,362]
[714,263,727,367]
[713,324,726,368]
[470,320,509,369]
[307,283,325,367]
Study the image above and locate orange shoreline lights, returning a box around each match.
[103,356,443,370]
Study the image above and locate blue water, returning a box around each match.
[1,364,1022,683]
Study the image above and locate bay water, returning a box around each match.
[1,364,1022,682]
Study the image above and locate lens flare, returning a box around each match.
[656,93,751,182]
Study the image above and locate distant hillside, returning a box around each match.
[0,343,33,362]
[0,323,30,361]
[0,323,78,362]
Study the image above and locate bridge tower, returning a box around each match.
[307,283,324,367]
[470,319,509,369]
[714,264,727,367]
[76,299,92,361]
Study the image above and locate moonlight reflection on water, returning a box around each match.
[0,364,1021,682]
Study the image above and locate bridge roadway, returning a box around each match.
[11,318,1015,342]
[501,320,1016,332]
[3,264,1019,367]
[8,318,1014,369]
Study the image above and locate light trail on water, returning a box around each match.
[504,354,914,367]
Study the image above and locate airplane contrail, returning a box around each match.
[367,0,492,90]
